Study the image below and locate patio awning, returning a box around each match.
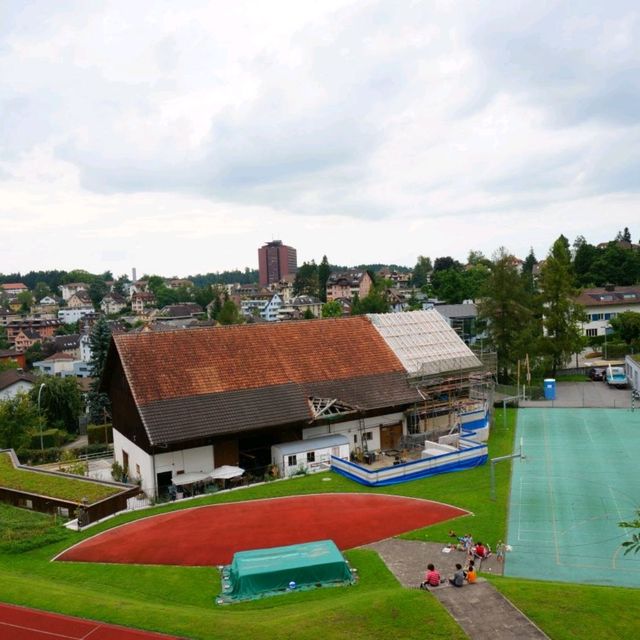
[209,465,244,480]
[172,471,212,486]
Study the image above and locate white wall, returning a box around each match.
[113,431,214,497]
[303,411,405,452]
[626,355,640,394]
[273,442,350,478]
[0,380,34,400]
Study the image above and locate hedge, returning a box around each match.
[87,423,113,446]
[28,429,66,450]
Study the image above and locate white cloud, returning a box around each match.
[1,0,639,276]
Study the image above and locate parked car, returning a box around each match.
[588,367,606,381]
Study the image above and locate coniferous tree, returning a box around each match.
[318,256,331,303]
[87,317,112,423]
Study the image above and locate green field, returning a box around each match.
[1,409,639,639]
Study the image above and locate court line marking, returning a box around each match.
[542,410,561,565]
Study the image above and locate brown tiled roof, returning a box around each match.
[109,317,420,444]
[0,283,28,290]
[113,317,405,405]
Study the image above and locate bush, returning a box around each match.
[28,429,66,450]
[15,447,61,465]
[87,423,113,445]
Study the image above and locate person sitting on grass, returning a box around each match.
[420,563,443,589]
[465,560,477,584]
[449,564,465,587]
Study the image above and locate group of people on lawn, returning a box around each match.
[420,532,506,590]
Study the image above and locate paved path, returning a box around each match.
[365,539,549,640]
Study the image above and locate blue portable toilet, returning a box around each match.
[543,378,556,400]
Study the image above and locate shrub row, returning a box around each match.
[87,423,113,445]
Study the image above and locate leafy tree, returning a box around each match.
[318,256,331,303]
[477,248,536,382]
[303,308,315,320]
[193,285,215,309]
[431,268,465,303]
[433,256,462,273]
[590,243,640,286]
[539,237,587,376]
[0,393,40,449]
[467,250,490,267]
[610,311,640,345]
[87,317,112,423]
[0,359,18,373]
[24,342,45,369]
[293,261,319,297]
[112,274,129,297]
[322,300,343,318]
[217,300,244,325]
[55,321,80,336]
[0,326,9,350]
[33,282,52,301]
[412,256,432,288]
[616,227,632,243]
[88,280,108,307]
[30,375,83,433]
[351,284,389,314]
[16,290,34,312]
[573,237,600,287]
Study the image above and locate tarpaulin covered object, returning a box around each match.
[218,540,354,603]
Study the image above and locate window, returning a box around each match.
[363,432,373,441]
[586,328,597,337]
[353,434,358,443]
[307,451,315,463]
[591,313,602,321]
[604,313,612,320]
[407,414,420,434]
[287,455,297,467]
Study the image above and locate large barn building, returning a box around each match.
[103,310,490,497]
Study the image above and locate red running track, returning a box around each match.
[0,602,182,640]
[58,493,467,566]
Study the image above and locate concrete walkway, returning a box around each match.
[365,539,549,640]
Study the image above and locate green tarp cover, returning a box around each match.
[220,540,353,602]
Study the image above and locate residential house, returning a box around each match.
[277,295,322,320]
[13,329,41,352]
[58,307,95,324]
[0,349,26,370]
[60,282,88,301]
[378,269,412,287]
[33,352,77,377]
[434,304,482,345]
[0,283,28,297]
[131,292,156,315]
[164,279,193,290]
[67,290,93,309]
[53,334,81,359]
[0,307,20,327]
[102,309,484,497]
[0,369,36,400]
[6,318,60,346]
[128,280,149,298]
[326,270,373,302]
[38,296,58,306]
[157,303,203,320]
[576,285,640,337]
[241,293,283,322]
[100,292,127,315]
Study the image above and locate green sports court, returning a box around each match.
[505,408,640,588]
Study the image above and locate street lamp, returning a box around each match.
[37,383,46,450]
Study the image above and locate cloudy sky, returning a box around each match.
[1,0,639,277]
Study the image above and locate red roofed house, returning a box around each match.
[0,283,28,297]
[102,310,487,497]
[0,349,26,370]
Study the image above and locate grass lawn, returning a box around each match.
[1,408,638,639]
[555,374,590,382]
[0,452,121,502]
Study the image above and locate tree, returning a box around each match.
[30,375,83,433]
[433,256,461,273]
[572,238,599,287]
[33,282,52,301]
[351,284,389,314]
[318,256,331,303]
[467,250,490,267]
[610,311,640,345]
[477,248,536,382]
[303,308,315,320]
[87,317,112,423]
[217,299,244,325]
[0,393,40,450]
[0,326,9,350]
[322,300,343,318]
[539,237,587,376]
[521,248,538,294]
[431,268,465,303]
[16,290,34,312]
[293,261,319,297]
[412,256,432,288]
[112,274,129,297]
[88,280,108,307]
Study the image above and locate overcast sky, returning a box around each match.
[1,1,639,277]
